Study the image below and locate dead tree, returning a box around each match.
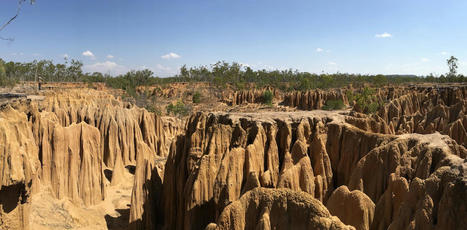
[0,0,35,41]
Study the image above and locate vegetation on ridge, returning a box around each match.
[0,58,465,97]
[262,90,273,106]
[322,99,345,111]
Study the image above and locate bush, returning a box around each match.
[167,101,190,116]
[192,91,201,103]
[145,104,161,116]
[353,87,382,114]
[322,99,345,110]
[366,102,381,114]
[262,90,273,105]
[0,77,16,88]
[0,62,16,88]
[346,90,354,103]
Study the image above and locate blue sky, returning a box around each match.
[1,0,467,76]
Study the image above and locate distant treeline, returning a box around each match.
[1,59,465,92]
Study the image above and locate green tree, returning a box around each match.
[67,59,83,82]
[297,77,312,91]
[134,69,153,86]
[0,60,6,80]
[262,90,273,106]
[0,59,15,87]
[373,74,388,87]
[180,65,189,79]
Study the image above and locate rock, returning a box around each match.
[326,123,390,188]
[161,112,337,230]
[0,89,172,229]
[129,142,165,230]
[347,133,464,203]
[48,122,105,206]
[387,159,467,230]
[326,186,375,230]
[283,89,349,110]
[210,187,354,230]
[32,90,173,167]
[371,173,409,230]
[228,88,279,105]
[376,86,467,147]
[0,106,39,230]
[2,86,467,230]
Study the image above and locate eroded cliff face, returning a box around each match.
[283,89,350,110]
[279,86,466,148]
[0,86,466,230]
[227,88,280,105]
[208,187,354,230]
[145,110,466,230]
[326,186,375,230]
[0,106,39,230]
[161,111,338,230]
[42,122,105,206]
[377,86,467,147]
[0,89,175,229]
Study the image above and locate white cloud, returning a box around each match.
[161,52,181,60]
[82,50,95,59]
[328,62,337,65]
[441,51,449,56]
[316,48,324,52]
[106,54,114,59]
[421,58,430,62]
[83,61,128,75]
[375,32,392,38]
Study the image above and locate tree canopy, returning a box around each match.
[0,58,465,90]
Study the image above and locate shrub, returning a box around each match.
[297,77,312,91]
[0,63,16,87]
[192,91,201,103]
[353,87,383,114]
[234,82,246,90]
[167,101,190,116]
[262,90,273,105]
[145,104,161,116]
[366,102,382,114]
[322,99,345,110]
[346,90,354,103]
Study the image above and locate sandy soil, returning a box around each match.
[30,167,135,230]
